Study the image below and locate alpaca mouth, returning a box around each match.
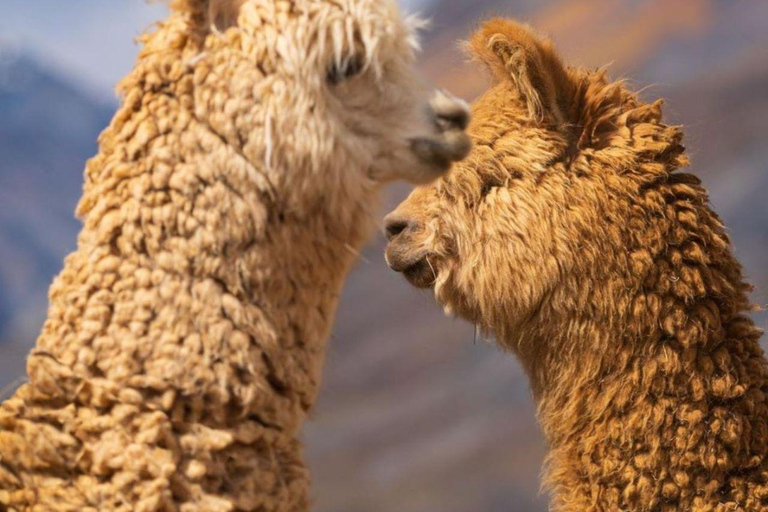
[404,258,437,289]
[387,253,437,289]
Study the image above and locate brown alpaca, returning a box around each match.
[0,1,470,510]
[385,18,768,512]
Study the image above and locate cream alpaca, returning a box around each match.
[0,0,471,510]
[386,19,768,511]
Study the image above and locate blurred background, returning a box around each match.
[0,1,766,510]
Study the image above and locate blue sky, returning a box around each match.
[0,0,434,101]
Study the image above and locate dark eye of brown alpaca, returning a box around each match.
[480,182,498,197]
[327,55,364,85]
[480,175,508,198]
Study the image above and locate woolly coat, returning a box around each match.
[385,19,768,511]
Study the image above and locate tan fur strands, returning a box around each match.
[386,18,768,511]
[0,1,470,511]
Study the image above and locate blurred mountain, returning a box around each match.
[0,43,113,343]
[0,1,766,511]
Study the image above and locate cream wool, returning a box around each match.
[0,0,471,510]
[386,19,768,511]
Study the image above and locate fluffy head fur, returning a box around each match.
[386,18,768,511]
[0,1,470,511]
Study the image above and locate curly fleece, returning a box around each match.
[0,0,469,510]
[387,19,768,511]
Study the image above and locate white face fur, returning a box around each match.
[197,0,471,209]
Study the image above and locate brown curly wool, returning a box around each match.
[385,18,768,511]
[0,1,471,510]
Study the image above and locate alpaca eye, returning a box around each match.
[480,178,506,198]
[480,183,497,197]
[327,55,364,85]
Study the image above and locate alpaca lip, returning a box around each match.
[386,249,436,289]
[402,259,436,289]
[409,137,452,171]
[385,244,423,272]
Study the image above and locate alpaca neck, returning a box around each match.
[526,302,768,510]
[226,209,368,420]
[6,12,376,510]
[15,150,368,510]
[34,111,370,434]
[38,23,378,432]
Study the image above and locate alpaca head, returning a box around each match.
[385,19,691,352]
[152,0,471,218]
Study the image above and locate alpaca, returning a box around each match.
[384,18,768,512]
[0,1,471,510]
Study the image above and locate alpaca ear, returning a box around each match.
[467,19,574,123]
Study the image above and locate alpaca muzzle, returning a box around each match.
[384,213,437,289]
[409,90,472,173]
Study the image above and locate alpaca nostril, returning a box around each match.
[431,90,471,131]
[435,102,470,132]
[384,215,412,241]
